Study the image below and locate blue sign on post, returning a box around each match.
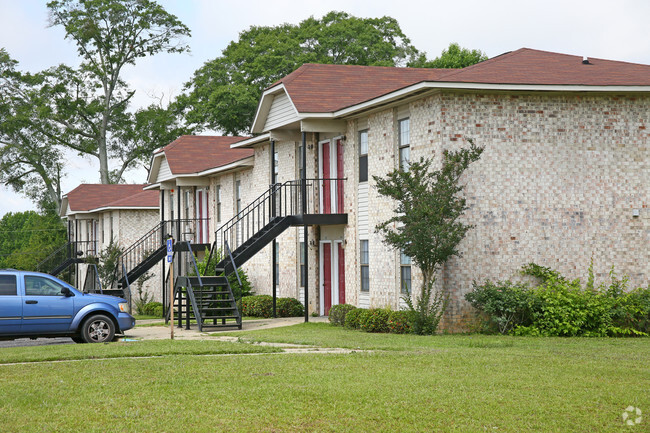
[166,238,173,263]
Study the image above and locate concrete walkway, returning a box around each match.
[124,316,329,341]
[123,316,360,355]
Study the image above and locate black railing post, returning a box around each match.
[302,132,309,322]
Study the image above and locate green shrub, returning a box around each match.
[329,304,357,326]
[142,301,163,318]
[240,295,273,318]
[465,280,534,334]
[359,308,390,333]
[277,297,304,317]
[403,280,447,335]
[387,311,412,334]
[345,307,365,329]
[469,263,650,337]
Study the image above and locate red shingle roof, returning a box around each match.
[436,48,650,86]
[159,135,253,175]
[274,64,447,113]
[270,48,650,114]
[65,184,158,212]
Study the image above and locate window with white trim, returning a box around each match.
[400,250,411,294]
[360,240,369,292]
[359,129,368,182]
[398,118,410,171]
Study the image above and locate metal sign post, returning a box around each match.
[167,238,174,340]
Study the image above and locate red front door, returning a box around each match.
[323,243,332,315]
[338,243,345,305]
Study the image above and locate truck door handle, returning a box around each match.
[25,300,38,304]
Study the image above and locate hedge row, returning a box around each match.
[240,295,304,318]
[328,304,413,334]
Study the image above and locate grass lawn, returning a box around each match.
[0,323,648,432]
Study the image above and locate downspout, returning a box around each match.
[302,132,308,322]
[271,139,277,318]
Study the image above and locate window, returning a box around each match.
[360,240,369,292]
[274,151,279,181]
[101,216,105,244]
[235,180,242,213]
[398,118,410,171]
[299,242,306,288]
[185,190,190,219]
[25,276,66,296]
[216,185,222,223]
[400,251,412,294]
[0,275,17,296]
[110,214,114,242]
[359,130,368,182]
[170,191,175,221]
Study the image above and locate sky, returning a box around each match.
[1,0,650,217]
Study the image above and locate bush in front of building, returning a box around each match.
[241,295,273,317]
[466,263,650,337]
[387,310,413,334]
[277,297,304,317]
[344,307,365,329]
[328,304,357,326]
[141,301,163,318]
[240,295,305,318]
[359,308,391,333]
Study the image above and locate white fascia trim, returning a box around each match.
[333,81,650,118]
[197,156,254,176]
[230,133,271,148]
[143,183,161,190]
[69,206,159,215]
[147,153,164,184]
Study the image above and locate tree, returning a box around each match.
[47,0,191,183]
[374,139,484,333]
[0,210,67,270]
[410,42,488,69]
[0,50,65,210]
[177,11,421,135]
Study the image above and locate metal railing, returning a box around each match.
[114,218,209,284]
[36,240,97,275]
[214,178,345,255]
[82,263,103,294]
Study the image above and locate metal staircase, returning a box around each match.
[211,179,346,274]
[166,241,242,331]
[36,240,96,276]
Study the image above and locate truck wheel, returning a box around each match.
[81,314,115,343]
[71,336,85,344]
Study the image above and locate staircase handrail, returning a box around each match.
[224,240,242,288]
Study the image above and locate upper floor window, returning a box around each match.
[274,151,279,181]
[398,118,410,171]
[216,185,222,223]
[359,130,368,182]
[235,180,242,214]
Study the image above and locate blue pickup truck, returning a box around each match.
[0,269,135,343]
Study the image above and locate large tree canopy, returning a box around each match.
[410,42,488,69]
[177,11,422,135]
[47,0,191,183]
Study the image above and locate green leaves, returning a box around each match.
[410,42,488,69]
[179,11,421,134]
[373,139,484,278]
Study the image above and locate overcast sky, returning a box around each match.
[1,0,650,217]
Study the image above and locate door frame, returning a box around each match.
[195,188,209,243]
[319,239,345,316]
[318,136,344,214]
